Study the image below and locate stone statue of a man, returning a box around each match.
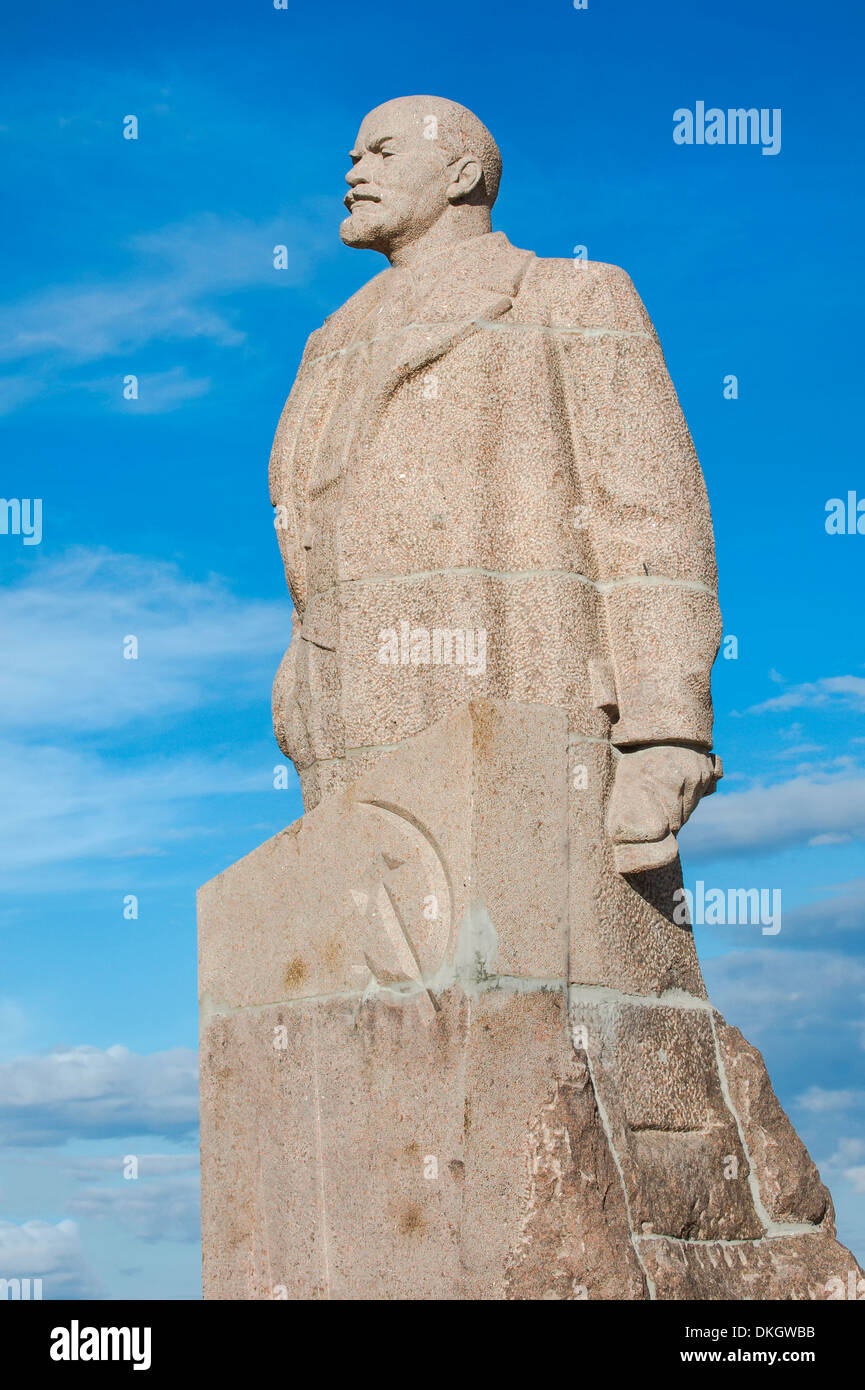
[270,95,722,871]
[201,96,861,1300]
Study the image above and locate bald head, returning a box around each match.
[340,96,502,266]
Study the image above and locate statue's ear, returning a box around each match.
[446,156,484,203]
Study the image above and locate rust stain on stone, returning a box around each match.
[398,1202,426,1236]
[470,700,497,760]
[284,956,307,990]
[322,937,343,970]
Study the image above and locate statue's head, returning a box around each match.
[340,96,501,264]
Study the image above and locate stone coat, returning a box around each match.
[269,231,721,808]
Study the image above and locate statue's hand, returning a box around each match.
[272,624,312,770]
[606,745,722,874]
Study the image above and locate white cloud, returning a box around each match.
[66,1176,200,1244]
[0,1044,198,1146]
[0,1219,100,1297]
[773,743,827,760]
[0,549,297,873]
[797,1087,865,1114]
[748,676,865,715]
[818,1140,865,1195]
[703,948,865,1046]
[827,1138,865,1165]
[63,1155,199,1179]
[684,771,865,857]
[0,280,239,366]
[0,212,316,369]
[0,548,286,734]
[0,210,327,415]
[843,1166,865,1194]
[81,366,212,413]
[784,879,865,939]
[0,741,273,872]
[128,213,318,296]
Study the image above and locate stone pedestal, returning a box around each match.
[199,701,862,1299]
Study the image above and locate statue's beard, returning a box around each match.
[340,210,386,248]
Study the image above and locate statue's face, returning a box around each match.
[340,103,454,256]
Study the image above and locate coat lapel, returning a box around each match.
[277,233,534,610]
[361,232,534,438]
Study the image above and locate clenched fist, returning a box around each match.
[606,745,723,874]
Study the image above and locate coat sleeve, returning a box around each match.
[268,326,328,619]
[268,329,324,768]
[550,260,722,749]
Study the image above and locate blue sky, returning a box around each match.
[1,0,863,1299]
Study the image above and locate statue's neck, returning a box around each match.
[387,215,491,269]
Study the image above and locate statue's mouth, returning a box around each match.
[344,191,381,211]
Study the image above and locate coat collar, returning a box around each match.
[405,229,533,317]
[359,233,534,440]
[314,231,533,356]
